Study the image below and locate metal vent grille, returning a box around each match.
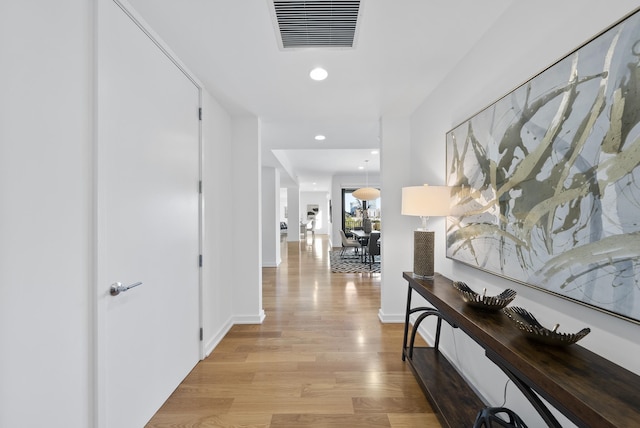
[273,1,360,48]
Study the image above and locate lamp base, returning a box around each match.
[413,230,434,278]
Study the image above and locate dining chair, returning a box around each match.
[307,219,315,237]
[365,232,381,268]
[339,229,361,258]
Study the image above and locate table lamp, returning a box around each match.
[401,185,451,278]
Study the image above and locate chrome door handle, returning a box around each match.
[110,281,143,296]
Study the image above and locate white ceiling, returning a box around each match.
[126,0,513,191]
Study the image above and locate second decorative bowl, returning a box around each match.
[452,281,517,311]
[502,306,591,346]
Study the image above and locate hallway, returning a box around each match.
[146,235,439,427]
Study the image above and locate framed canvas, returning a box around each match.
[446,8,640,323]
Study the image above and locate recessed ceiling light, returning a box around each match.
[371,150,379,155]
[309,67,328,81]
[358,166,364,170]
[315,135,326,141]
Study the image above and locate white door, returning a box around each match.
[96,1,201,427]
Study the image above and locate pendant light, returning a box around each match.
[353,160,380,201]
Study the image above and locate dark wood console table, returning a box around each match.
[402,272,640,428]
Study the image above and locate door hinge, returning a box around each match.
[199,254,203,267]
[199,327,203,341]
[198,107,202,120]
[199,180,202,194]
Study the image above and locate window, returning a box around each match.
[341,188,381,232]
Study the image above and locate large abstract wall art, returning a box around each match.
[446,9,640,323]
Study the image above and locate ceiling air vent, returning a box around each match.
[272,0,361,49]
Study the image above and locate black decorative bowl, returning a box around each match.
[452,281,516,311]
[502,306,591,346]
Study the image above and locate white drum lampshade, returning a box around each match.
[352,187,380,201]
[353,159,380,201]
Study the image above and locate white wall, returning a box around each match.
[201,89,235,355]
[408,2,640,426]
[232,117,265,323]
[286,186,301,242]
[0,2,93,427]
[261,167,281,267]
[280,188,288,223]
[378,117,414,322]
[300,191,330,235]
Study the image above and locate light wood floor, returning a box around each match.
[146,234,440,428]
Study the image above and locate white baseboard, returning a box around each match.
[232,309,266,324]
[378,308,405,323]
[203,318,234,357]
[203,310,266,357]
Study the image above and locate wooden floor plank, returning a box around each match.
[388,412,442,428]
[228,396,354,415]
[145,235,439,428]
[270,413,392,427]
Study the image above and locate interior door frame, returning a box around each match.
[93,1,205,426]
